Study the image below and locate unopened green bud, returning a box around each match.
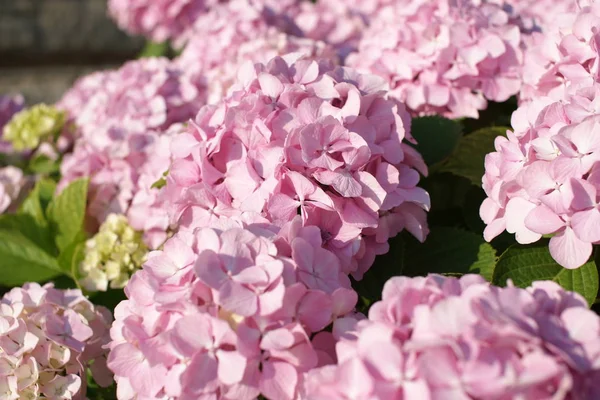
[3,104,66,151]
[79,214,148,292]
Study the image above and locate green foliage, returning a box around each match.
[0,230,61,286]
[410,116,463,167]
[439,126,509,186]
[493,242,599,306]
[47,178,89,251]
[402,227,496,281]
[0,179,89,286]
[139,41,170,58]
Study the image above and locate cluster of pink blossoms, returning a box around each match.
[162,54,430,279]
[481,1,600,270]
[304,274,600,399]
[108,0,218,44]
[176,0,335,105]
[0,283,112,399]
[108,218,357,399]
[346,0,526,118]
[58,57,202,247]
[481,84,600,269]
[519,1,600,102]
[284,0,366,61]
[108,0,299,46]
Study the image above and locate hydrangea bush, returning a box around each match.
[2,0,600,399]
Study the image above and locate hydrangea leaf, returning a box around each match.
[402,227,496,281]
[47,178,89,252]
[493,241,599,306]
[440,126,509,186]
[0,214,55,256]
[27,154,61,175]
[57,238,86,277]
[410,116,463,167]
[0,230,61,286]
[139,41,169,58]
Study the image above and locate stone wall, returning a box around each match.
[0,0,144,104]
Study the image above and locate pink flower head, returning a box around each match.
[175,0,337,104]
[58,57,203,244]
[285,0,367,61]
[0,283,112,399]
[163,53,429,278]
[108,0,216,44]
[520,1,600,102]
[481,82,600,269]
[304,274,600,399]
[346,0,527,118]
[108,220,357,399]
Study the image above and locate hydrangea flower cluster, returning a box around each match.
[346,0,526,118]
[304,274,600,399]
[176,0,335,105]
[79,214,149,292]
[510,0,578,32]
[285,0,366,61]
[108,218,357,400]
[0,94,25,154]
[0,282,113,399]
[3,104,66,152]
[163,54,430,279]
[107,0,216,44]
[58,57,202,241]
[519,1,600,102]
[480,82,600,269]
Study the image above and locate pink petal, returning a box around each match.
[259,361,298,400]
[571,208,600,243]
[549,227,593,269]
[524,205,565,235]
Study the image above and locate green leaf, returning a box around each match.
[402,227,496,281]
[0,230,62,286]
[354,235,405,304]
[493,241,599,306]
[410,116,463,167]
[57,240,85,277]
[0,214,55,255]
[440,126,509,186]
[27,154,60,175]
[47,178,89,251]
[139,41,169,58]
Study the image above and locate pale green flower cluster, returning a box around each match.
[79,214,148,292]
[3,104,66,151]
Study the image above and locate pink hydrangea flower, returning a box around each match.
[58,58,202,245]
[285,0,367,61]
[0,283,113,399]
[108,0,217,44]
[162,54,429,279]
[520,1,600,102]
[481,81,600,269]
[176,0,336,105]
[346,0,527,118]
[0,166,28,215]
[509,0,578,32]
[0,94,25,153]
[303,274,600,399]
[108,219,358,399]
